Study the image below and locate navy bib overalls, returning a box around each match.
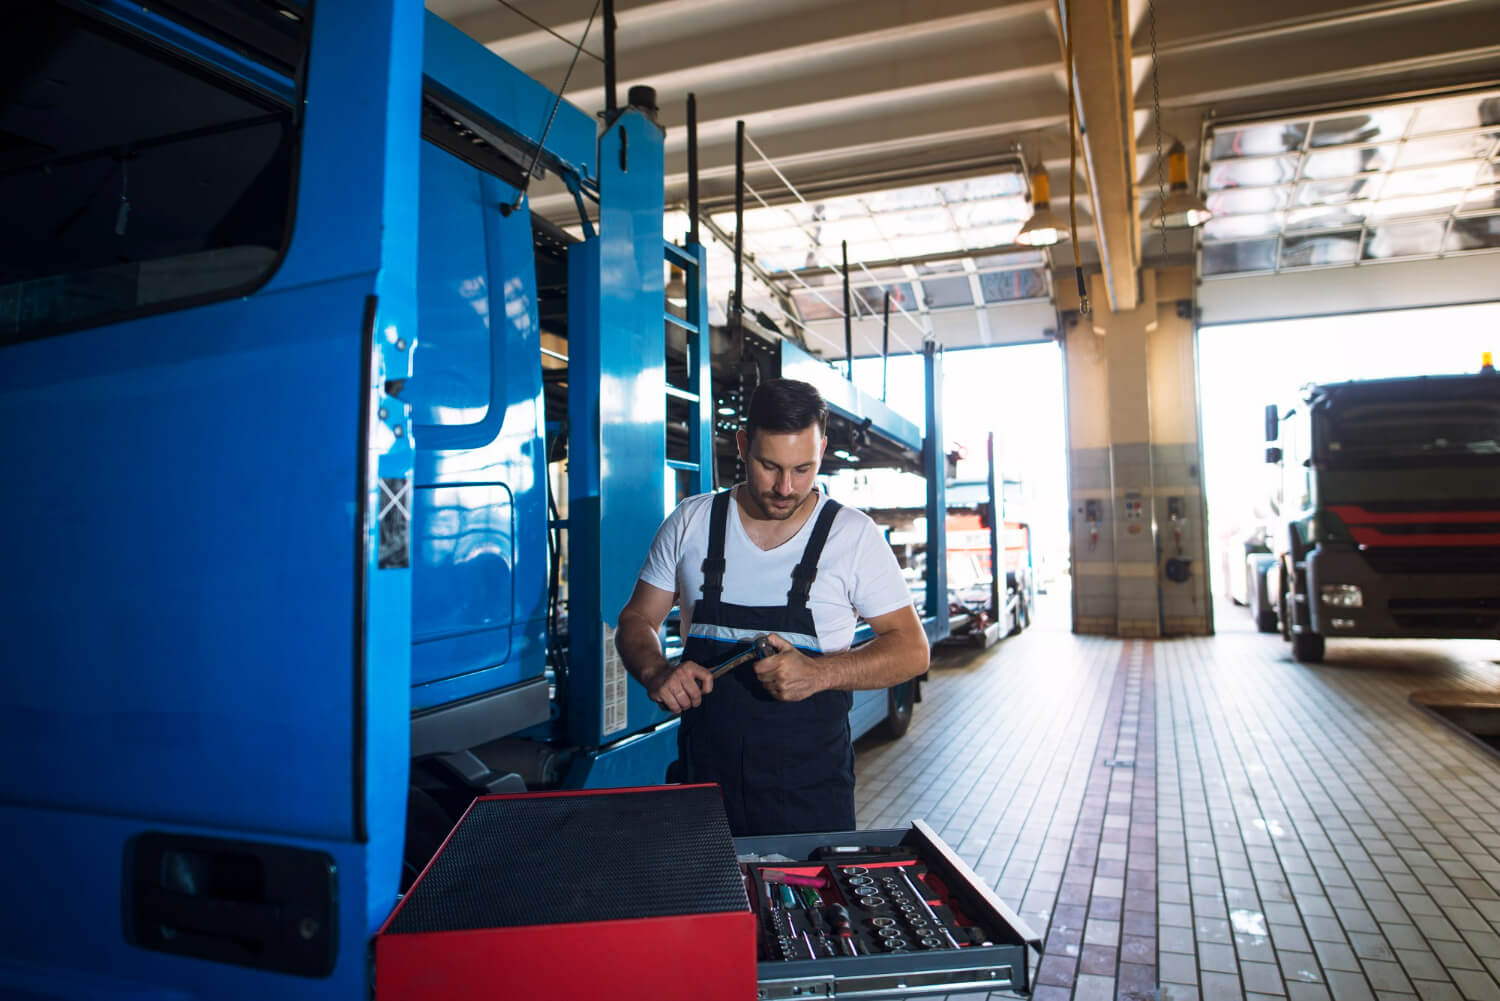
[678,489,856,836]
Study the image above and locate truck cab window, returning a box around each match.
[1320,400,1500,469]
[0,3,305,344]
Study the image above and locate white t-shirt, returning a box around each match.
[638,489,914,654]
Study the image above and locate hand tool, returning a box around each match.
[895,868,959,949]
[779,883,799,910]
[804,905,836,957]
[824,904,859,956]
[799,886,823,909]
[761,869,827,888]
[661,635,774,712]
[702,634,774,679]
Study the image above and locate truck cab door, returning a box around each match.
[0,3,422,998]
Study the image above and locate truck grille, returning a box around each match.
[1361,547,1500,575]
[1388,596,1500,632]
[1365,521,1500,535]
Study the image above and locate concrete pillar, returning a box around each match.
[1064,266,1212,637]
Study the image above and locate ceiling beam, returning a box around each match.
[1139,0,1497,54]
[1058,0,1141,312]
[567,29,1061,129]
[1149,5,1500,112]
[466,0,1048,78]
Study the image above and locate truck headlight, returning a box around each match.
[1320,584,1363,608]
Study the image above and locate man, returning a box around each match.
[616,378,930,836]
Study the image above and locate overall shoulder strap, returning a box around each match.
[699,488,734,607]
[787,499,843,608]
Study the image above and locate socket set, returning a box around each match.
[746,855,989,962]
[736,823,1040,1000]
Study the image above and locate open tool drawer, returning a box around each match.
[737,821,1041,1000]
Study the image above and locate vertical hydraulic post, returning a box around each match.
[687,93,700,248]
[986,432,1002,627]
[923,340,950,639]
[683,94,715,494]
[566,105,666,749]
[733,120,745,335]
[602,0,617,118]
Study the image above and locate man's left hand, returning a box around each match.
[753,633,826,701]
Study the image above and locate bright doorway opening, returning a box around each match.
[1198,300,1500,627]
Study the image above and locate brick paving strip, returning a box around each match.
[1032,639,1157,1001]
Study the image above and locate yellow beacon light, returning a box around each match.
[1484,350,1494,370]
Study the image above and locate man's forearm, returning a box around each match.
[615,611,673,687]
[812,627,929,692]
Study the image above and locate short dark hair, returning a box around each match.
[745,378,828,442]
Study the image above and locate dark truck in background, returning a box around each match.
[1263,358,1500,662]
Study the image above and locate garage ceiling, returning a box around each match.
[427,0,1500,353]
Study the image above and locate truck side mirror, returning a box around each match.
[1264,404,1279,442]
[1265,446,1283,464]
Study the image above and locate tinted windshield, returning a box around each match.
[1,3,306,344]
[1317,397,1500,468]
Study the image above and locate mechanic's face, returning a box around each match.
[737,425,826,520]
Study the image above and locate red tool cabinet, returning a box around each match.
[375,785,757,1001]
[374,784,1040,1000]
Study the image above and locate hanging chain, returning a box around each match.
[1064,0,1089,317]
[1148,0,1170,269]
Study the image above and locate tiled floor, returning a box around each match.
[853,590,1500,1000]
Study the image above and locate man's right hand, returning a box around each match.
[647,661,715,713]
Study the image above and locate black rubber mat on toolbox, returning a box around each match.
[387,786,748,932]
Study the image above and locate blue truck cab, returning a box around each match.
[0,2,679,996]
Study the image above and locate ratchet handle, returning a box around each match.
[709,634,775,678]
[660,634,774,713]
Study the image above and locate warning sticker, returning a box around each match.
[378,477,411,569]
[602,624,628,736]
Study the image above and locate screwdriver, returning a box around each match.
[806,899,837,956]
[825,903,859,956]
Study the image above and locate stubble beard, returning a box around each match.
[749,486,810,521]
